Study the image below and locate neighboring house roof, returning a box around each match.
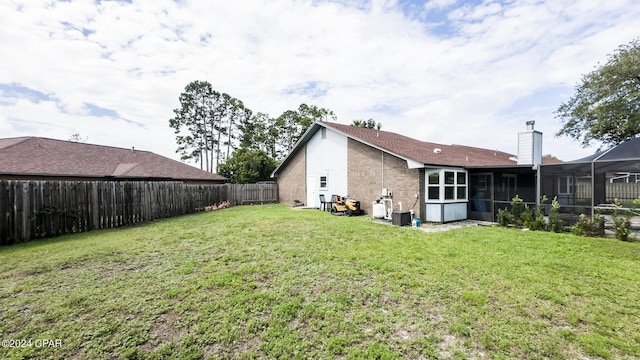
[569,137,640,163]
[0,137,227,182]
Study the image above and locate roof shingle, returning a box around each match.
[0,137,227,182]
[322,122,518,167]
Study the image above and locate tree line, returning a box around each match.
[169,80,335,182]
[169,39,639,182]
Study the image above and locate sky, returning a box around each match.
[1,0,639,166]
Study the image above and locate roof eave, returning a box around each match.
[321,122,426,169]
[271,123,322,178]
[463,164,533,169]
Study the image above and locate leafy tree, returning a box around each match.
[223,97,252,160]
[169,80,216,171]
[273,104,336,159]
[169,81,249,172]
[556,39,640,148]
[170,82,335,165]
[351,119,381,129]
[68,133,88,143]
[217,147,277,184]
[238,112,278,158]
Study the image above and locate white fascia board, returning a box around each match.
[423,165,466,171]
[406,159,424,169]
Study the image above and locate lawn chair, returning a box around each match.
[319,194,332,211]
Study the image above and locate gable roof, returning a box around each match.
[569,137,640,163]
[323,122,519,167]
[0,137,227,182]
[273,121,526,176]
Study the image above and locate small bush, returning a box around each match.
[524,195,547,231]
[572,214,604,237]
[497,195,547,231]
[547,197,564,233]
[523,208,546,231]
[612,216,631,241]
[611,199,632,241]
[510,195,527,227]
[497,208,513,227]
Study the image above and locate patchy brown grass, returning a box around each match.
[1,204,639,359]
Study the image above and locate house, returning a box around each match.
[272,121,559,223]
[0,137,227,184]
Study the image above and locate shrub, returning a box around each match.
[611,198,632,241]
[523,195,547,231]
[497,208,513,227]
[547,196,564,233]
[510,195,527,227]
[523,208,545,231]
[497,195,546,231]
[572,213,604,237]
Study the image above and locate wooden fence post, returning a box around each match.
[21,181,30,242]
[91,181,100,230]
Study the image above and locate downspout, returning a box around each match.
[381,151,384,190]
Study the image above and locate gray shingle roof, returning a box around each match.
[0,137,227,182]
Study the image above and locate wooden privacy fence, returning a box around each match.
[576,182,640,202]
[0,180,278,245]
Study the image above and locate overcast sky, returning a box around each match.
[1,0,638,165]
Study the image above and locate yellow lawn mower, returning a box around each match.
[331,195,364,216]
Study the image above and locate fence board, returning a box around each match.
[574,182,640,203]
[0,181,8,245]
[0,180,278,245]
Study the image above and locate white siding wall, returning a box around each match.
[306,128,348,208]
[425,204,442,223]
[444,203,467,222]
[518,130,543,165]
[425,203,467,222]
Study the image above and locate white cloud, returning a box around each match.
[1,0,638,163]
[424,0,459,11]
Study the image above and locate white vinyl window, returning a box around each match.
[558,176,574,195]
[319,175,328,190]
[426,170,467,202]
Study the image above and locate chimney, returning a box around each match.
[526,120,535,130]
[517,121,542,165]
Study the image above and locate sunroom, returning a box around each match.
[424,168,468,223]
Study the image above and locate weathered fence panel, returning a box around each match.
[576,182,640,203]
[607,182,640,201]
[0,180,278,245]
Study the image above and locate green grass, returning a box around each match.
[1,204,639,359]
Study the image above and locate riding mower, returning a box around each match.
[331,195,364,216]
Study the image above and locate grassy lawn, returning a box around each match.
[1,204,639,359]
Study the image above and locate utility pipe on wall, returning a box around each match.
[381,151,384,190]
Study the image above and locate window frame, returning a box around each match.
[427,171,440,201]
[426,169,467,202]
[319,175,328,190]
[558,176,574,195]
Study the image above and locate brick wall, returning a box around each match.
[277,145,306,206]
[347,139,422,219]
